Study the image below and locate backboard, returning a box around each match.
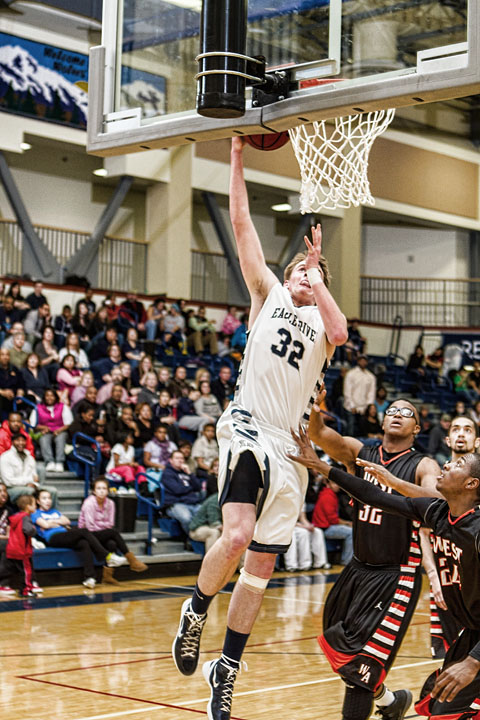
[87,0,479,157]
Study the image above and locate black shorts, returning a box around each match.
[319,558,422,692]
[430,591,464,659]
[416,627,480,719]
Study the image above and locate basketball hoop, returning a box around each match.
[288,104,395,213]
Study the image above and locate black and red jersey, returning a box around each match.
[330,466,480,660]
[424,499,480,632]
[353,445,424,565]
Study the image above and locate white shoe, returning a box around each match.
[106,553,127,568]
[83,577,96,589]
[45,461,56,472]
[54,463,64,473]
[32,581,44,594]
[0,585,16,595]
[32,538,46,549]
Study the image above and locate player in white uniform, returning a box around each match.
[172,137,348,720]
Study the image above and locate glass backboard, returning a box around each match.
[87,0,478,156]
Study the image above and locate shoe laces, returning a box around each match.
[215,660,247,713]
[181,606,207,658]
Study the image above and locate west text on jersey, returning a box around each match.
[271,307,317,342]
[432,534,464,562]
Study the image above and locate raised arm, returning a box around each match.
[355,455,443,499]
[288,425,432,524]
[230,138,278,322]
[303,225,348,348]
[308,389,362,470]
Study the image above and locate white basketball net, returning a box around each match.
[288,109,395,213]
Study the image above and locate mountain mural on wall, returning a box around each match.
[0,33,88,129]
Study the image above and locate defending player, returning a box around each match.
[357,415,479,659]
[291,426,480,720]
[304,394,440,720]
[172,137,348,720]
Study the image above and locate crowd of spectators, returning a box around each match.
[4,284,479,586]
[0,281,253,592]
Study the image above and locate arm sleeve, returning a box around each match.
[22,515,36,537]
[329,467,433,524]
[107,498,115,527]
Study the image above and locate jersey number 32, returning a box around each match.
[271,328,305,370]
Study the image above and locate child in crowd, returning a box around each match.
[0,494,38,597]
[78,478,147,583]
[32,489,124,589]
[106,431,146,490]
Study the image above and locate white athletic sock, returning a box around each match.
[375,686,395,707]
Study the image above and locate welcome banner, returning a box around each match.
[0,32,88,129]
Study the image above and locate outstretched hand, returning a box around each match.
[288,425,330,476]
[355,458,397,487]
[304,223,323,272]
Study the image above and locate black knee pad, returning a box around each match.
[342,684,374,720]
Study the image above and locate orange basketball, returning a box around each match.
[244,131,290,151]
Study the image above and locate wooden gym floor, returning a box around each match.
[1,567,436,719]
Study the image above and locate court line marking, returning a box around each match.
[18,676,247,720]
[183,657,440,703]
[133,580,328,606]
[62,657,439,720]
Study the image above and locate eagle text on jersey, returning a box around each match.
[271,307,317,343]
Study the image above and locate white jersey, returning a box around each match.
[233,283,329,433]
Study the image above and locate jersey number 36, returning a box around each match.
[358,504,383,525]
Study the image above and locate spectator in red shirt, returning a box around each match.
[0,412,35,456]
[312,476,353,565]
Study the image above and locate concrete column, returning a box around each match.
[145,145,193,297]
[321,207,362,319]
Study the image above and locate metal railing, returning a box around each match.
[361,276,480,327]
[191,250,228,304]
[0,220,147,292]
[191,250,280,303]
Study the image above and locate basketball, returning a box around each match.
[244,131,290,151]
